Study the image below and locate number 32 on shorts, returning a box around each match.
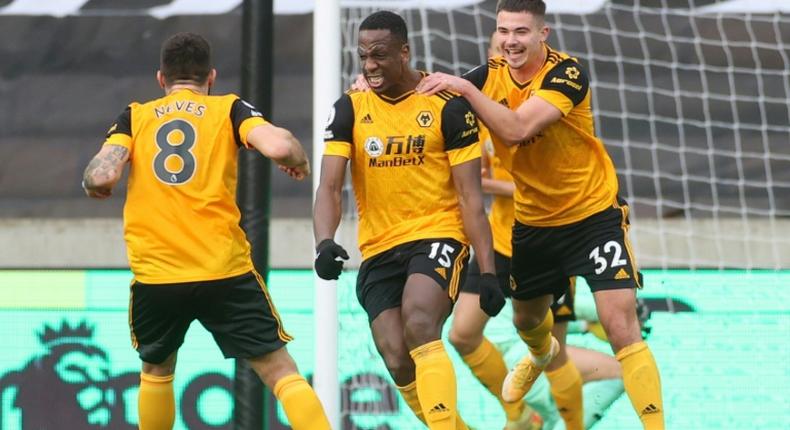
[588,240,627,275]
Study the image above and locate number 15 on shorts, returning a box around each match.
[429,242,456,268]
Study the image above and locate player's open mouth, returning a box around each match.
[366,75,384,88]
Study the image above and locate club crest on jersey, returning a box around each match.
[464,112,475,127]
[364,136,384,158]
[416,111,434,128]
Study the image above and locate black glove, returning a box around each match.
[314,239,349,280]
[479,273,506,316]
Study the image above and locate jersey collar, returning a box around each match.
[371,71,427,105]
[507,43,550,90]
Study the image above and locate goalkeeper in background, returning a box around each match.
[418,0,665,429]
[314,10,504,430]
[82,32,330,430]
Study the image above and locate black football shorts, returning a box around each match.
[129,271,292,364]
[356,238,469,322]
[463,250,576,322]
[510,197,643,302]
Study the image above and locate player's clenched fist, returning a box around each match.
[314,239,349,280]
[479,273,506,316]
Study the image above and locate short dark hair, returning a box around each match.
[496,0,546,17]
[160,32,212,85]
[359,11,408,44]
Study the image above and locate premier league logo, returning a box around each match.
[0,319,238,429]
[0,320,137,429]
[364,136,384,158]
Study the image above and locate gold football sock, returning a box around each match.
[587,321,609,341]
[410,340,461,430]
[397,379,469,429]
[138,372,175,430]
[462,337,523,421]
[616,342,665,430]
[545,359,584,430]
[397,381,427,424]
[273,374,332,430]
[518,310,555,359]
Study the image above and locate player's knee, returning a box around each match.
[374,337,415,385]
[512,309,546,331]
[142,352,177,376]
[600,315,642,352]
[383,355,416,386]
[142,362,174,377]
[247,349,298,388]
[447,326,480,356]
[447,328,464,350]
[403,313,442,348]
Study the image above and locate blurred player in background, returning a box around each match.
[418,0,665,428]
[314,11,505,430]
[82,32,330,430]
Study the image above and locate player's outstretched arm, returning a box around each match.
[452,159,505,316]
[313,155,346,242]
[82,144,129,199]
[247,124,310,180]
[418,72,562,146]
[451,159,495,275]
[312,155,349,280]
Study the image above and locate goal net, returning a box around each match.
[339,0,790,270]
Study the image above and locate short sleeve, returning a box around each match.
[103,105,133,149]
[441,97,481,166]
[231,98,269,148]
[323,93,355,158]
[461,62,489,90]
[535,58,590,116]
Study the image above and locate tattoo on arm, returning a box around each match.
[83,145,129,190]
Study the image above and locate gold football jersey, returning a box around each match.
[464,44,619,227]
[324,88,481,260]
[103,89,267,283]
